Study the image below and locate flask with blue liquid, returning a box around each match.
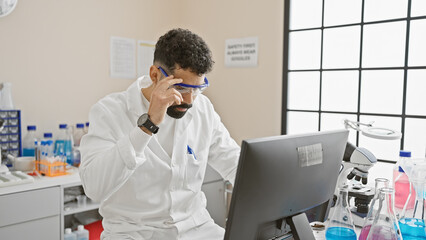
[325,185,357,240]
[398,176,426,240]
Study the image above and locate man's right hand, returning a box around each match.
[147,75,184,126]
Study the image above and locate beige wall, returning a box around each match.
[179,0,284,144]
[0,0,283,144]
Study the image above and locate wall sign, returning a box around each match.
[225,37,258,68]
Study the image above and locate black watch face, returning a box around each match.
[138,113,149,127]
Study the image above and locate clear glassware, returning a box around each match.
[325,185,357,240]
[366,187,402,240]
[398,178,426,240]
[359,178,390,240]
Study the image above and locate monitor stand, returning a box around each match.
[286,213,315,240]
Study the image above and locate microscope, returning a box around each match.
[332,119,402,226]
[336,142,377,226]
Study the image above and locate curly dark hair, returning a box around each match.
[154,28,214,75]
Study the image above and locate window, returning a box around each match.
[283,0,426,160]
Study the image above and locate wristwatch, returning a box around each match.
[137,113,159,134]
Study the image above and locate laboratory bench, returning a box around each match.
[0,164,228,240]
[0,167,100,240]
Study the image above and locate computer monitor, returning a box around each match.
[224,130,349,240]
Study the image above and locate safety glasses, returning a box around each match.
[158,66,209,96]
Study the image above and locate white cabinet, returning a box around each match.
[0,172,96,240]
[0,186,61,240]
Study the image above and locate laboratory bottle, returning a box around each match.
[366,187,402,240]
[359,178,390,240]
[72,148,81,167]
[393,150,415,211]
[84,122,89,134]
[73,123,85,147]
[22,125,37,156]
[0,82,14,109]
[64,228,77,240]
[398,176,426,240]
[54,124,73,165]
[42,133,54,158]
[75,225,89,240]
[325,185,357,240]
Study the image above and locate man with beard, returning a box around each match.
[79,28,240,239]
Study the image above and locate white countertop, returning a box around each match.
[0,167,82,196]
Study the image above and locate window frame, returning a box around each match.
[282,0,426,161]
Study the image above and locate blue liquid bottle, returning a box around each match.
[54,124,73,165]
[325,185,357,240]
[22,125,37,156]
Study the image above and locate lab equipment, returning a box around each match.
[64,228,77,240]
[0,170,34,188]
[72,148,81,167]
[343,119,402,140]
[325,185,357,240]
[0,117,7,173]
[76,195,87,207]
[22,125,37,156]
[42,132,54,160]
[0,109,22,166]
[7,154,34,172]
[75,225,89,240]
[366,187,402,240]
[54,124,73,165]
[359,178,390,240]
[398,160,426,240]
[224,130,349,240]
[73,123,85,147]
[0,82,14,109]
[393,150,415,211]
[84,122,89,134]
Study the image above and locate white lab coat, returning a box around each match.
[79,76,240,239]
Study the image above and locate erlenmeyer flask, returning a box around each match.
[398,179,426,240]
[366,187,402,240]
[325,185,357,240]
[359,178,390,240]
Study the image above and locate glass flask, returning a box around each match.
[398,178,426,240]
[359,178,390,240]
[325,185,357,240]
[366,187,402,240]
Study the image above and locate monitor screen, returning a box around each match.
[224,130,349,240]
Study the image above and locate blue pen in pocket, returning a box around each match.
[187,145,197,160]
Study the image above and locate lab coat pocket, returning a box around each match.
[185,153,203,192]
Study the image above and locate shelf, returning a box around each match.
[63,200,100,216]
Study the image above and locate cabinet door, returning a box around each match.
[0,186,60,227]
[0,215,60,240]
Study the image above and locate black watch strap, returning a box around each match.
[137,113,159,134]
